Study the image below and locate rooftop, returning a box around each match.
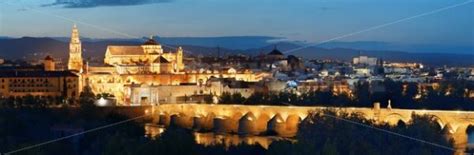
[268,48,283,55]
[143,38,158,45]
[153,56,170,63]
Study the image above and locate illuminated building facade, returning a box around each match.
[353,55,378,66]
[67,24,83,72]
[0,56,80,99]
[296,79,351,95]
[65,25,263,105]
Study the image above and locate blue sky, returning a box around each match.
[0,0,473,48]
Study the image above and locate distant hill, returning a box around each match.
[317,41,474,55]
[0,37,472,67]
[0,37,245,62]
[256,43,473,66]
[153,36,282,50]
[0,37,68,59]
[0,37,142,60]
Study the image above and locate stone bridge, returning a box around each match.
[150,103,474,154]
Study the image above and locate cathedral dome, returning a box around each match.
[143,38,158,45]
[44,55,54,61]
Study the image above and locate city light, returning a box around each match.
[97,97,107,106]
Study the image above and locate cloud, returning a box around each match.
[42,0,173,8]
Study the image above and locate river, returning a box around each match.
[145,123,474,152]
[143,123,293,149]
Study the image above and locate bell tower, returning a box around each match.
[68,24,83,72]
[177,46,184,71]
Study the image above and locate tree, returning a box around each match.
[231,92,245,104]
[219,92,232,104]
[354,82,371,107]
[203,94,213,104]
[245,92,266,105]
[79,86,95,106]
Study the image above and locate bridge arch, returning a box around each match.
[238,112,258,135]
[256,113,271,134]
[192,112,215,131]
[383,113,409,126]
[158,112,171,127]
[267,113,286,136]
[465,125,474,147]
[443,123,458,134]
[466,124,474,134]
[431,115,446,130]
[213,116,230,134]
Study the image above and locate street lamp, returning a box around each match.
[97,97,107,106]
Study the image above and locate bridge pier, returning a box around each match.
[192,114,216,131]
[213,117,235,134]
[451,125,468,155]
[256,114,270,134]
[285,115,301,137]
[192,116,205,131]
[202,113,216,131]
[238,112,258,135]
[170,114,194,129]
[158,113,171,127]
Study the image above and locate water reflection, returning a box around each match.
[144,123,294,149]
[144,123,164,139]
[194,133,290,149]
[469,133,474,149]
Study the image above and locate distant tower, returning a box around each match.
[44,55,55,71]
[387,99,392,110]
[176,46,184,70]
[68,24,83,72]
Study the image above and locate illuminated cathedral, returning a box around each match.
[104,37,184,74]
[68,24,83,72]
[67,25,262,105]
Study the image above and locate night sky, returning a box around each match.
[0,0,473,50]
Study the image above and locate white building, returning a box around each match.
[353,56,378,66]
[354,68,373,76]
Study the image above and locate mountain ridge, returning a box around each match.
[0,37,472,67]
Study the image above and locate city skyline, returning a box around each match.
[0,1,474,154]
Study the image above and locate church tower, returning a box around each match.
[68,24,83,72]
[44,55,55,71]
[176,46,184,71]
